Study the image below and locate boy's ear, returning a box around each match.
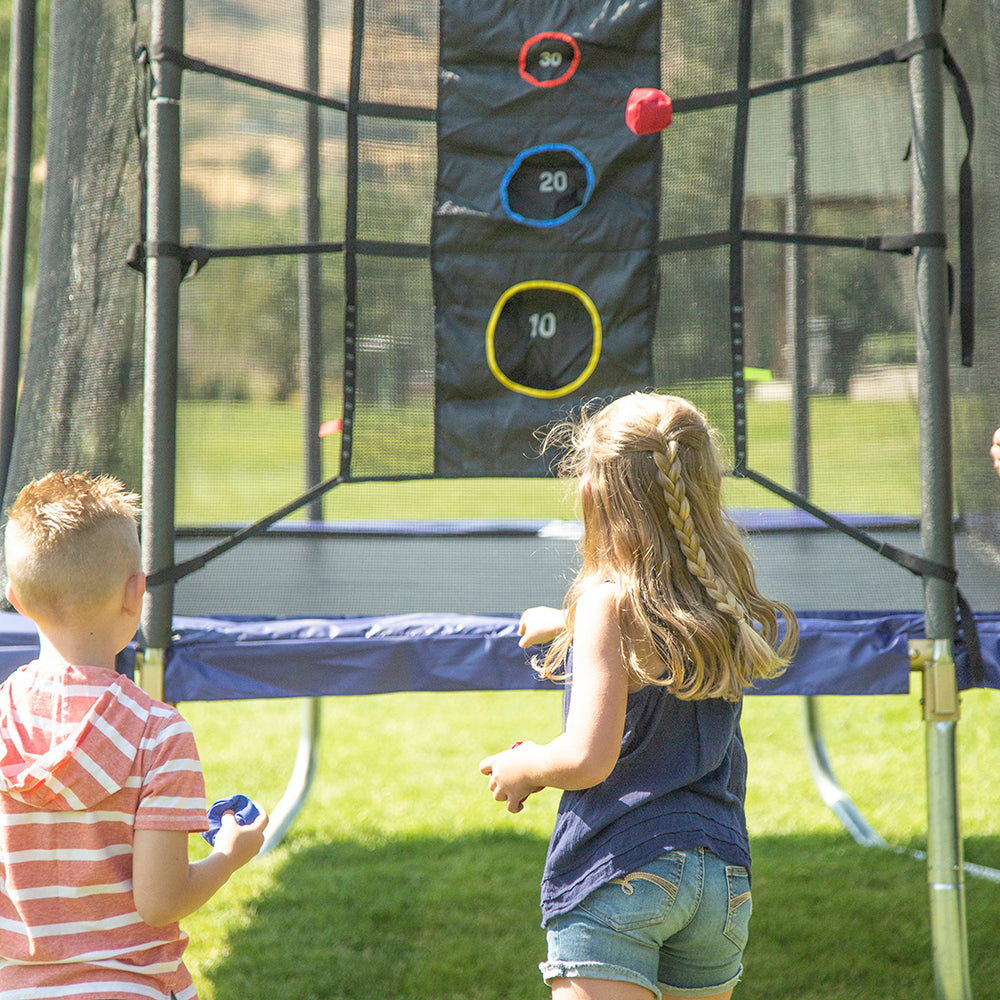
[5,582,24,615]
[123,572,146,616]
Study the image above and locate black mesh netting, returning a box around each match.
[4,0,999,617]
[3,0,144,502]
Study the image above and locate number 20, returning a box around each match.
[539,170,568,193]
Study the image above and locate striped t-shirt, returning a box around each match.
[0,659,209,1000]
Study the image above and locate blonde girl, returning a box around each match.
[480,392,797,1000]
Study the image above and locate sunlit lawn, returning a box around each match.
[178,685,1000,1000]
[175,394,922,524]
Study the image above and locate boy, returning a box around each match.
[0,471,267,1000]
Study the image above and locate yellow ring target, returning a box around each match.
[485,280,602,399]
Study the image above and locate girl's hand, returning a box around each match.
[518,606,566,648]
[479,743,544,814]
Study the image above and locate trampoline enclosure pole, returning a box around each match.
[0,0,36,501]
[300,0,323,520]
[907,0,970,996]
[139,0,184,697]
[784,0,809,498]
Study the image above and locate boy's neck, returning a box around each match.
[10,574,143,674]
[35,624,121,672]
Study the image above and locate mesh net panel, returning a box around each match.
[948,0,1000,562]
[3,0,144,508]
[5,0,998,617]
[170,0,971,526]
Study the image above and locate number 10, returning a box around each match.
[529,312,557,339]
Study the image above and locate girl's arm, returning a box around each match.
[517,605,567,648]
[481,582,628,812]
[132,806,268,926]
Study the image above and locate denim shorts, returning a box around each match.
[540,848,751,999]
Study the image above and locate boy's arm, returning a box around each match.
[132,808,268,926]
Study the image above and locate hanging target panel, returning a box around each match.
[433,0,663,476]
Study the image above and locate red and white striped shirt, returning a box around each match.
[0,660,209,999]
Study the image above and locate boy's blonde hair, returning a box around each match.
[538,392,798,701]
[5,471,141,620]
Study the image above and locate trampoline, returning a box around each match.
[1,2,999,998]
[0,512,997,859]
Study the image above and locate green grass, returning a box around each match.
[723,396,921,514]
[177,686,1000,1000]
[174,399,575,523]
[175,394,923,523]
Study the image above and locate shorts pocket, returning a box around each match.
[723,865,752,949]
[580,853,686,931]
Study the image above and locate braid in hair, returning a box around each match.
[653,439,785,699]
[530,391,796,697]
[653,442,747,624]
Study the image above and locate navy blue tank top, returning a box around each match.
[540,677,750,925]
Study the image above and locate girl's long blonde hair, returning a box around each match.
[537,392,798,701]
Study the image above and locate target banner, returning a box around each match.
[433,0,662,476]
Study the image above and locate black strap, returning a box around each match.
[147,474,346,587]
[126,238,428,278]
[727,0,754,473]
[126,240,210,279]
[940,41,976,366]
[656,230,947,255]
[145,473,429,588]
[741,467,983,683]
[151,43,435,122]
[956,590,984,686]
[743,230,947,253]
[741,468,954,582]
[672,33,946,114]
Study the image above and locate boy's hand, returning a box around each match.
[134,803,269,927]
[518,606,566,648]
[212,803,269,867]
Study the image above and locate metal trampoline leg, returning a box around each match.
[801,695,887,847]
[135,647,166,702]
[260,697,322,855]
[923,642,972,1000]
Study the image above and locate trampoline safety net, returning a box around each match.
[3,0,1000,620]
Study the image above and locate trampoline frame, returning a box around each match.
[137,2,978,996]
[0,1,981,998]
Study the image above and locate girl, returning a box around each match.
[480,392,797,1000]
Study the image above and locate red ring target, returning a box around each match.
[518,32,581,88]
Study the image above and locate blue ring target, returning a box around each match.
[500,144,595,228]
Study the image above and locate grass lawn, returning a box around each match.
[174,394,923,524]
[177,685,1000,1000]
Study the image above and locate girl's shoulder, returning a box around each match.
[576,579,618,614]
[573,581,625,656]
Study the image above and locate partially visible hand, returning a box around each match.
[212,803,269,867]
[518,606,566,649]
[479,743,544,814]
[992,427,1000,478]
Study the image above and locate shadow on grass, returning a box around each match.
[202,830,1000,1000]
